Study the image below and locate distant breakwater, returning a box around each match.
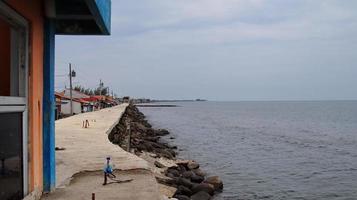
[136,104,178,108]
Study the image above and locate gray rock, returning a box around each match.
[203,176,223,191]
[191,174,204,183]
[187,160,200,170]
[166,173,176,179]
[177,185,192,196]
[192,168,206,177]
[177,178,194,189]
[174,195,190,200]
[191,191,211,200]
[177,164,187,174]
[192,183,215,195]
[167,168,180,177]
[182,171,195,179]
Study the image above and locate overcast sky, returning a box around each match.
[55,0,357,101]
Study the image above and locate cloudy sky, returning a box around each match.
[55,0,357,101]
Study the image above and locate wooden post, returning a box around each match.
[92,193,95,200]
[127,121,131,152]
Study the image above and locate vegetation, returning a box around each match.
[74,85,109,96]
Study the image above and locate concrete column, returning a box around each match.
[42,19,56,192]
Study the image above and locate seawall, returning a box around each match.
[42,104,162,200]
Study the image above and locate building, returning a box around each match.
[54,92,66,120]
[60,98,82,115]
[55,92,92,117]
[0,1,111,199]
[81,96,101,111]
[58,90,93,115]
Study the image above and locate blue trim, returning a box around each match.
[43,19,56,192]
[94,0,111,34]
[85,0,111,35]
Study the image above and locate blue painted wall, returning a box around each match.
[43,19,56,192]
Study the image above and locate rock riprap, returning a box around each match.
[109,104,223,199]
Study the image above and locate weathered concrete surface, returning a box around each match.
[43,104,161,200]
[42,170,160,200]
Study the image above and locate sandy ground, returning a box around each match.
[42,104,162,200]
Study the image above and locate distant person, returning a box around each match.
[103,157,116,185]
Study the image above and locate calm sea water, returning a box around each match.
[139,101,357,200]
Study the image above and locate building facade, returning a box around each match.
[0,1,111,199]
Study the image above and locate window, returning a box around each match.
[0,2,29,198]
[0,113,23,200]
[0,14,26,98]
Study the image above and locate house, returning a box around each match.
[60,98,82,115]
[54,92,66,119]
[0,1,111,199]
[80,96,101,111]
[59,89,93,115]
[76,98,92,113]
[55,93,91,116]
[92,95,107,109]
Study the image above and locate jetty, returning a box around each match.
[41,104,162,200]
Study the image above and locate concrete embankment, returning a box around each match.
[42,104,162,200]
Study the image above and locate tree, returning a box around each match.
[73,85,108,96]
[74,85,82,92]
[94,87,108,95]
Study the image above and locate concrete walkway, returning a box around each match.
[42,104,162,200]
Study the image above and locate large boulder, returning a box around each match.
[182,171,194,179]
[167,168,180,177]
[176,185,192,196]
[166,173,176,179]
[177,178,194,189]
[156,149,175,159]
[191,191,211,200]
[154,129,170,136]
[173,195,190,200]
[203,176,223,192]
[192,183,215,195]
[187,160,200,170]
[191,174,204,183]
[159,184,177,198]
[155,158,177,168]
[192,168,206,177]
[177,164,187,174]
[176,160,189,166]
[155,175,176,187]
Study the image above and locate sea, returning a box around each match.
[139,101,357,200]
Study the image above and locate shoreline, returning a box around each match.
[109,104,223,200]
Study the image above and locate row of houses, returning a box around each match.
[55,89,118,119]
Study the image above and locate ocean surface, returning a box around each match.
[139,101,357,200]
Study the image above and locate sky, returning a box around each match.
[55,0,357,101]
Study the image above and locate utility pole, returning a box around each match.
[99,79,102,96]
[69,63,73,115]
[69,63,76,115]
[99,80,103,109]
